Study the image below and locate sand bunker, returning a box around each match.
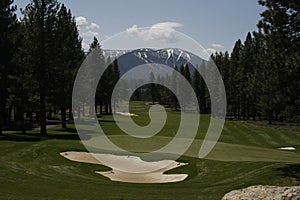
[116,112,138,117]
[60,151,188,183]
[278,147,296,151]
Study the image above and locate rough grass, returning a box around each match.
[1,101,300,199]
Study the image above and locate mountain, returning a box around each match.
[103,48,206,76]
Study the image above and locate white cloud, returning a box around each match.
[82,30,100,38]
[76,16,88,27]
[126,24,139,34]
[88,23,100,30]
[204,48,217,55]
[151,22,183,30]
[203,43,224,55]
[82,42,90,51]
[75,16,101,51]
[211,43,224,49]
[126,22,183,43]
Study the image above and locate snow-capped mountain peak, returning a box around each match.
[103,48,205,75]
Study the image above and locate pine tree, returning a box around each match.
[183,64,192,110]
[0,0,17,135]
[257,0,299,123]
[22,0,60,135]
[12,19,33,134]
[192,61,210,114]
[110,58,120,114]
[228,39,243,118]
[178,64,186,111]
[50,4,84,128]
[91,37,106,115]
[184,64,191,83]
[171,66,179,110]
[90,36,100,51]
[149,72,156,105]
[249,31,265,120]
[192,65,201,113]
[238,32,256,119]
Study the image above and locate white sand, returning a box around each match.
[116,112,138,117]
[60,151,188,183]
[278,147,296,151]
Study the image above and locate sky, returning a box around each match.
[14,0,265,54]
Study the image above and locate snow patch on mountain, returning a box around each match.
[167,49,174,60]
[177,50,183,62]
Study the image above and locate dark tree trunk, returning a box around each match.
[95,104,98,116]
[39,0,47,136]
[40,96,47,136]
[113,101,116,114]
[246,101,250,120]
[109,103,112,115]
[100,102,103,115]
[13,105,17,122]
[7,104,12,126]
[69,107,72,121]
[35,111,39,123]
[82,104,85,116]
[29,111,33,123]
[237,99,241,119]
[48,109,53,119]
[0,78,9,135]
[0,106,3,135]
[89,105,92,116]
[20,101,26,135]
[233,103,237,119]
[252,111,256,121]
[77,106,81,119]
[268,109,273,125]
[61,107,67,129]
[17,104,23,122]
[0,120,2,135]
[105,103,109,115]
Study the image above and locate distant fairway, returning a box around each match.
[1,102,300,199]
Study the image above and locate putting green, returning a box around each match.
[82,135,300,163]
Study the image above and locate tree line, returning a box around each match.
[0,0,87,135]
[132,0,299,124]
[214,0,299,124]
[1,0,86,135]
[131,63,210,114]
[0,0,299,137]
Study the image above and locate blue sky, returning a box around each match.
[14,0,265,53]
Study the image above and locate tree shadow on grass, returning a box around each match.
[0,133,42,141]
[0,129,93,142]
[98,119,116,123]
[277,164,300,182]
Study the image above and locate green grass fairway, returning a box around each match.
[1,102,300,199]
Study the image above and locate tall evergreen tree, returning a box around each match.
[90,37,106,115]
[238,32,256,119]
[249,31,266,120]
[50,4,84,128]
[228,39,243,118]
[257,0,299,123]
[184,64,191,83]
[149,72,157,105]
[22,0,60,135]
[12,19,34,134]
[171,66,179,110]
[109,58,120,113]
[192,65,201,113]
[0,0,17,135]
